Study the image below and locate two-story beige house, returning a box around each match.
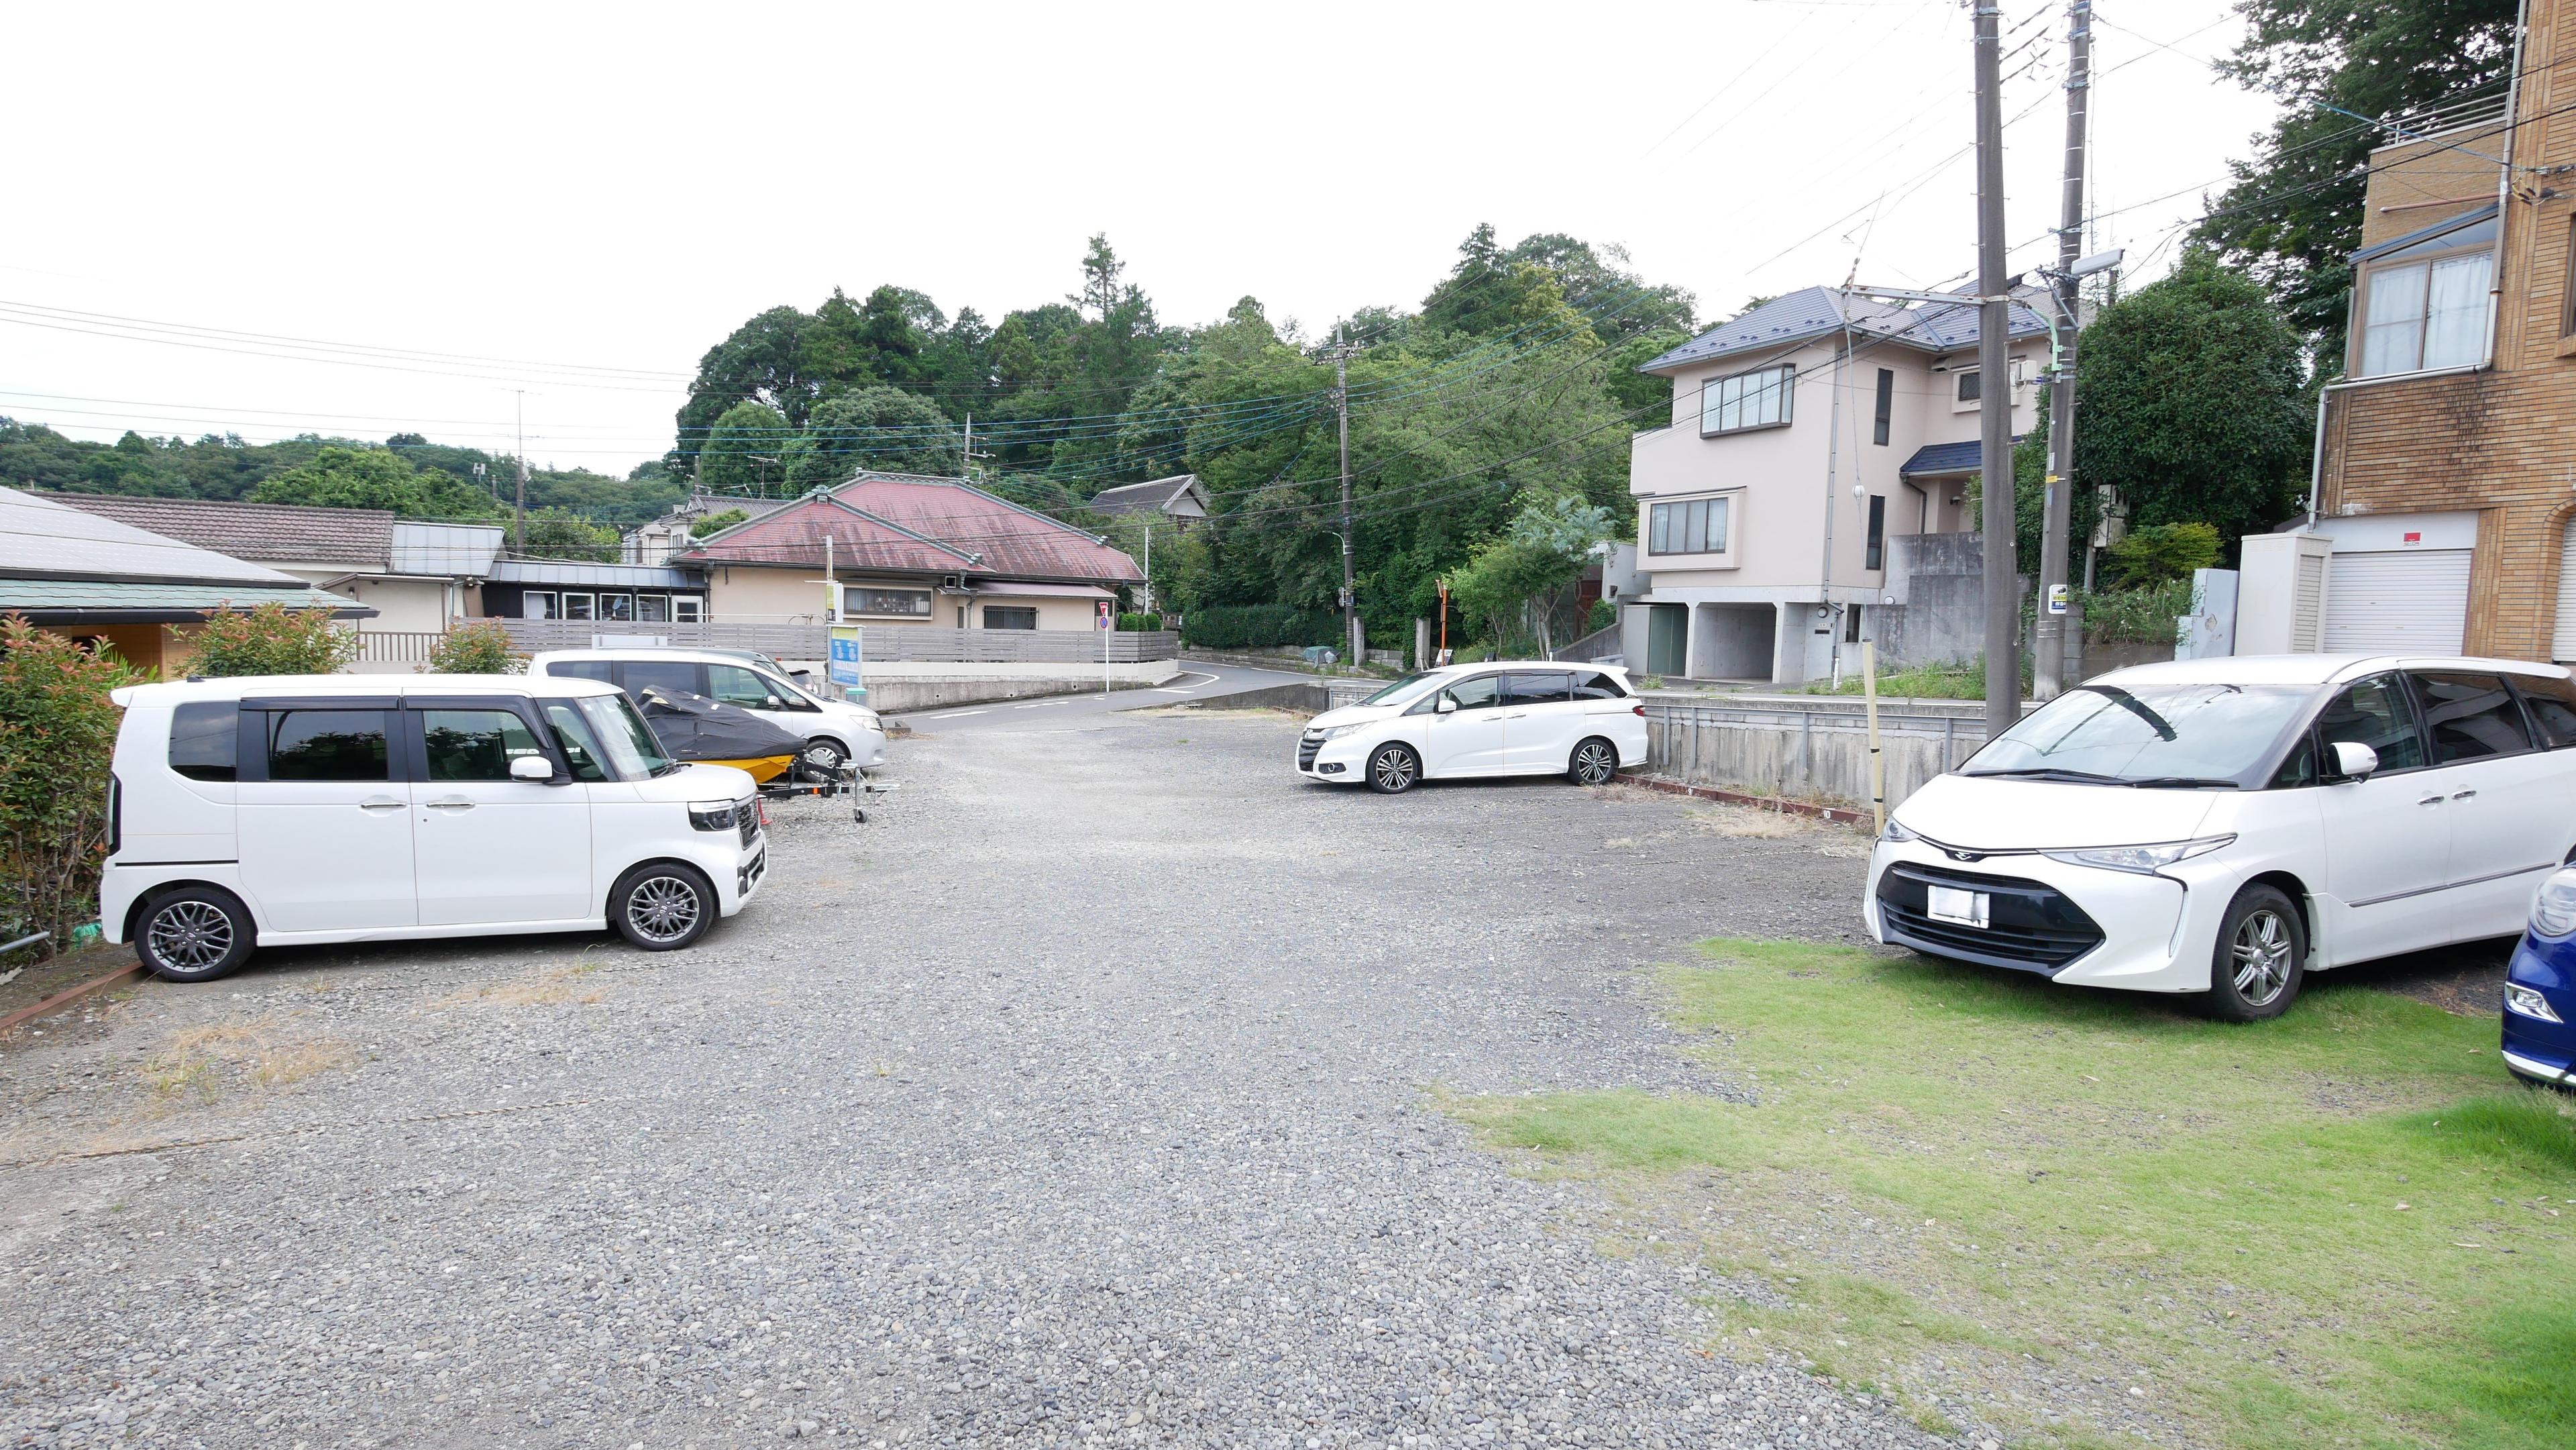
[1618,287,2045,683]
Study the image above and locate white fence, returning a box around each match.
[491,619,830,657]
[861,628,1179,664]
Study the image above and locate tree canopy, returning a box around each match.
[2194,0,2520,362]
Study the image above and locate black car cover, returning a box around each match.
[633,686,805,762]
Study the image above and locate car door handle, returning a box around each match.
[359,797,405,811]
[425,798,476,811]
[2452,788,2477,801]
[2418,794,2444,807]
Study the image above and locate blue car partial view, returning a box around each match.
[2504,870,2576,1089]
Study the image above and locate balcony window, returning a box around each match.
[2353,212,2497,377]
[1647,495,1730,557]
[1699,364,1794,435]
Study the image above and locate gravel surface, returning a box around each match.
[0,709,1925,1449]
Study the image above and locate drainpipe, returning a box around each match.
[2491,0,2530,365]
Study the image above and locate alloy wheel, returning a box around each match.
[148,900,233,970]
[1573,740,1617,786]
[1373,748,1417,792]
[627,876,702,944]
[2231,909,2293,1006]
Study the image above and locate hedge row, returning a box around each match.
[1178,605,1340,650]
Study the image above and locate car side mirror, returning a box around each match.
[2330,740,2379,782]
[508,755,553,782]
[1436,696,1458,715]
[763,695,783,709]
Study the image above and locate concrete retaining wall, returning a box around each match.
[871,666,1176,712]
[1193,682,1342,713]
[1644,703,1995,813]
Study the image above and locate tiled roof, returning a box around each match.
[1898,437,2025,477]
[0,487,315,587]
[0,578,367,618]
[1639,285,2050,374]
[44,492,394,566]
[680,474,1146,585]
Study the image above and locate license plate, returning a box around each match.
[1927,884,1990,929]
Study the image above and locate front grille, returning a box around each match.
[1297,734,1324,770]
[1877,861,2104,972]
[739,799,761,849]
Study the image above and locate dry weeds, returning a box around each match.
[434,961,608,1009]
[141,1014,358,1102]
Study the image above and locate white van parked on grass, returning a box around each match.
[102,674,769,982]
[529,648,886,777]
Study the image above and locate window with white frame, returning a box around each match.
[843,586,933,617]
[2359,248,2493,376]
[636,594,669,623]
[561,593,595,621]
[522,591,557,620]
[1646,495,1731,558]
[672,597,704,623]
[1699,364,1795,435]
[600,593,635,621]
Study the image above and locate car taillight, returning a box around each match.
[1632,703,1646,716]
[107,773,121,858]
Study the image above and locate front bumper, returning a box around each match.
[1296,731,1366,783]
[1866,839,2231,993]
[851,729,888,769]
[2503,937,2576,1085]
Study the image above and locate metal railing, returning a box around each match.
[1549,623,1623,664]
[349,631,449,664]
[1641,700,1994,772]
[490,619,831,656]
[861,628,1180,664]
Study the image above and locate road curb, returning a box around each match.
[1629,773,1874,827]
[0,961,144,1039]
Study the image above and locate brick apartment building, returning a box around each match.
[2310,0,2576,661]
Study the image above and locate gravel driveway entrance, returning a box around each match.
[1,709,1928,1449]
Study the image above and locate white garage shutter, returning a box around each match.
[2322,549,2471,654]
[2555,517,2576,662]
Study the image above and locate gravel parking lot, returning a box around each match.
[0,707,1921,1450]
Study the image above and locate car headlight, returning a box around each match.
[2530,868,2576,937]
[853,709,882,730]
[688,799,741,832]
[1320,723,1365,741]
[1880,817,1917,844]
[2039,835,2236,874]
[2506,983,2567,1023]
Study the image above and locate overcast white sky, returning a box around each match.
[1,1,2279,476]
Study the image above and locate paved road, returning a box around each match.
[885,660,1331,733]
[1,711,1911,1450]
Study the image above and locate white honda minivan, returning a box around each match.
[102,674,769,982]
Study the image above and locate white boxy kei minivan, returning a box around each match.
[102,674,769,982]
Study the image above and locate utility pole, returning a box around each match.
[512,390,529,554]
[1315,325,1364,668]
[1973,0,2017,741]
[2032,0,2092,701]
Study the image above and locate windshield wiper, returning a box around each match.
[2122,776,2239,789]
[1961,767,2129,783]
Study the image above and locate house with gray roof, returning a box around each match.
[1085,474,1209,529]
[0,486,370,674]
[1618,283,2049,684]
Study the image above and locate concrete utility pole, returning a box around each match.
[1318,325,1364,668]
[2033,0,2092,701]
[513,389,529,554]
[1972,0,2017,741]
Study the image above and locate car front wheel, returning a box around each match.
[2204,884,2305,1021]
[1568,736,1619,786]
[610,862,716,951]
[1366,742,1420,794]
[798,737,849,780]
[136,885,257,983]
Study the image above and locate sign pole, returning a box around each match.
[1862,639,1886,836]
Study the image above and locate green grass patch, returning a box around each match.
[1452,939,2576,1449]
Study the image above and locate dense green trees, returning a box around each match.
[250,445,496,518]
[2196,0,2520,361]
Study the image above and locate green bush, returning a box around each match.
[188,601,356,677]
[1585,598,1617,635]
[691,507,751,539]
[2104,522,2222,587]
[2079,580,2193,645]
[427,621,526,674]
[0,617,145,958]
[1116,612,1161,632]
[1179,605,1339,650]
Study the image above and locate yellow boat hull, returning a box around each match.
[694,754,796,784]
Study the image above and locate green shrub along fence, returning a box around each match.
[1178,606,1340,650]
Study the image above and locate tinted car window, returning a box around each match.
[1442,676,1503,711]
[542,703,610,782]
[2268,731,2318,789]
[2412,672,2532,763]
[2315,676,2425,773]
[421,709,545,782]
[168,701,237,782]
[2515,674,2576,747]
[619,659,700,698]
[706,664,776,708]
[1572,671,1627,700]
[268,710,389,782]
[547,659,614,684]
[1503,672,1573,707]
